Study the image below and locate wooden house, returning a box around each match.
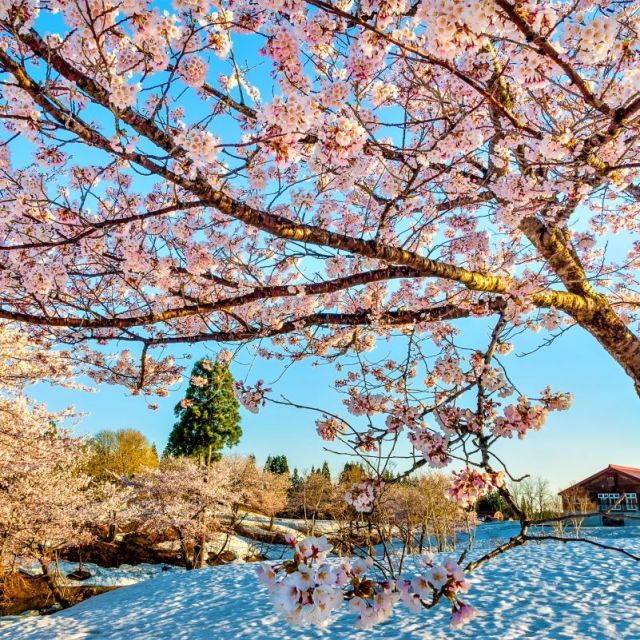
[559,464,640,526]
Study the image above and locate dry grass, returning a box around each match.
[0,570,117,616]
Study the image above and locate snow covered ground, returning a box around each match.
[156,531,291,563]
[242,514,342,536]
[1,526,638,640]
[18,561,184,588]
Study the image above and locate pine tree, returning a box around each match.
[278,455,290,475]
[338,461,365,485]
[320,461,331,481]
[265,454,290,475]
[291,468,302,492]
[165,356,242,464]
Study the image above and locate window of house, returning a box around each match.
[625,493,638,511]
[597,493,621,510]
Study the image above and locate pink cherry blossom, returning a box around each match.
[447,467,505,509]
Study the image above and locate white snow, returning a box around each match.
[156,532,289,563]
[18,561,184,587]
[2,526,639,639]
[242,514,342,536]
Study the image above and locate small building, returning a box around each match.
[559,464,640,526]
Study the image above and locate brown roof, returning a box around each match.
[559,464,640,495]
[609,464,640,481]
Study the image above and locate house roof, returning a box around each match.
[609,465,640,481]
[559,464,640,495]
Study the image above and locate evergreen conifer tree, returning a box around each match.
[265,454,290,474]
[165,356,241,464]
[338,461,365,484]
[291,468,302,492]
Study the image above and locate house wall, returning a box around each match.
[580,473,640,497]
[568,515,640,527]
[560,470,640,526]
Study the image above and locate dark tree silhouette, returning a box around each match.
[265,454,290,475]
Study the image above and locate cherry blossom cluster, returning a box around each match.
[259,535,477,630]
[385,405,422,434]
[233,380,270,413]
[408,428,451,468]
[433,355,468,386]
[414,0,501,60]
[258,94,318,165]
[257,535,345,626]
[344,478,384,513]
[174,126,220,173]
[353,429,378,453]
[261,24,303,81]
[315,414,347,442]
[436,406,480,435]
[315,113,368,168]
[178,55,208,88]
[447,467,505,509]
[540,387,574,411]
[344,393,388,417]
[86,350,182,398]
[563,14,618,63]
[399,551,476,628]
[109,76,140,111]
[360,0,409,30]
[493,389,573,439]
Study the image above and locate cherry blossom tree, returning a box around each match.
[0,397,94,606]
[130,456,232,569]
[254,468,291,530]
[1,0,640,628]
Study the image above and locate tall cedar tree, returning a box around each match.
[165,357,241,464]
[265,454,290,475]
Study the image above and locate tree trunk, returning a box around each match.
[521,216,640,395]
[40,560,73,609]
[177,530,194,570]
[106,511,117,543]
[194,508,208,569]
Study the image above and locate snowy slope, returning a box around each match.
[2,533,639,640]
